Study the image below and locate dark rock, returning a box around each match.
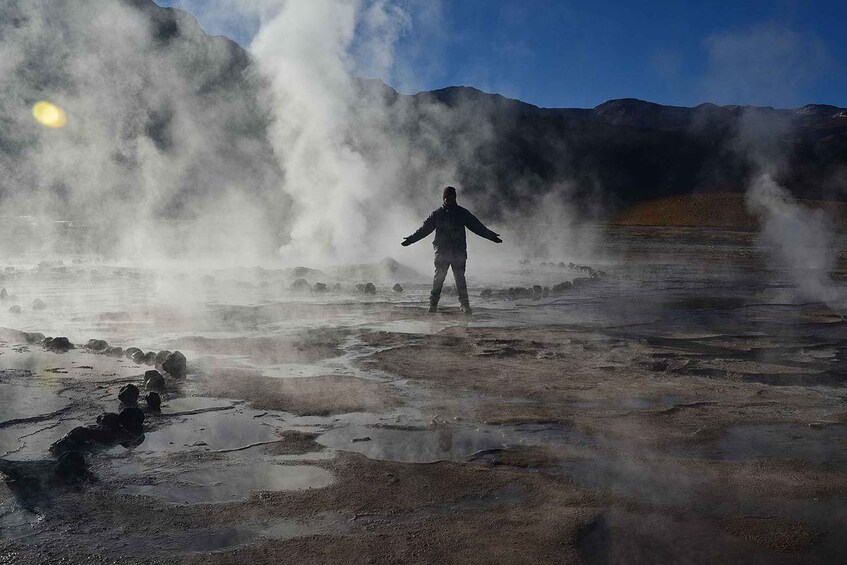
[23,332,45,344]
[106,346,124,358]
[118,406,145,434]
[0,288,6,300]
[85,339,109,352]
[8,305,20,314]
[50,426,100,456]
[480,288,493,298]
[552,281,573,293]
[154,350,171,365]
[162,351,187,378]
[145,391,161,412]
[392,283,404,292]
[363,282,376,294]
[313,282,328,292]
[32,298,46,310]
[45,336,74,353]
[290,278,311,291]
[125,347,141,360]
[96,412,122,431]
[355,283,365,292]
[143,351,157,365]
[572,277,591,288]
[131,350,146,364]
[52,451,90,484]
[144,370,165,390]
[558,262,566,268]
[118,384,140,405]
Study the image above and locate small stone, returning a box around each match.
[290,278,311,291]
[313,282,328,292]
[162,351,187,378]
[45,337,74,353]
[118,406,144,434]
[8,305,20,314]
[144,370,165,390]
[352,436,372,443]
[155,350,172,365]
[145,391,161,412]
[96,412,122,431]
[118,384,140,405]
[85,339,109,352]
[52,451,90,484]
[392,283,404,292]
[363,282,376,294]
[32,298,46,310]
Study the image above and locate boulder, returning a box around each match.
[154,350,172,365]
[118,384,140,405]
[8,305,20,314]
[118,406,144,434]
[392,284,404,292]
[145,391,161,412]
[355,283,365,292]
[572,277,591,288]
[363,282,376,294]
[552,281,573,293]
[290,278,311,291]
[144,370,165,390]
[313,282,328,292]
[124,347,141,360]
[143,351,157,365]
[106,346,124,358]
[558,262,566,268]
[49,426,99,455]
[23,332,46,344]
[85,339,109,352]
[32,298,46,310]
[96,412,122,431]
[44,337,74,353]
[162,351,187,378]
[131,350,146,364]
[52,451,90,484]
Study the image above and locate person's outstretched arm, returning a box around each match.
[464,210,502,243]
[401,212,437,246]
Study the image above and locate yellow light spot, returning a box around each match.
[32,101,67,128]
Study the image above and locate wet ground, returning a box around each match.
[1,226,847,563]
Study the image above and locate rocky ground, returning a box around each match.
[1,228,847,564]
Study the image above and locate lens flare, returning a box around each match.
[32,101,67,128]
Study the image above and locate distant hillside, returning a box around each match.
[611,193,847,229]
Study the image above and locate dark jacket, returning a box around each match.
[405,204,498,259]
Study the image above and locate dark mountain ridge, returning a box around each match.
[2,0,845,231]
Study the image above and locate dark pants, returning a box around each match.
[430,257,469,307]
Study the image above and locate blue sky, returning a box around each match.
[154,0,845,109]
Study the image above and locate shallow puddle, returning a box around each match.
[0,383,72,426]
[119,463,333,504]
[718,423,847,468]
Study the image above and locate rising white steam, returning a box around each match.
[746,174,842,306]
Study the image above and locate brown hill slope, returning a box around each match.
[611,193,847,229]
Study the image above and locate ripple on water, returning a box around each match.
[119,464,333,504]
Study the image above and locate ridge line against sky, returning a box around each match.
[153,0,845,110]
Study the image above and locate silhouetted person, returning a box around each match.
[402,186,502,314]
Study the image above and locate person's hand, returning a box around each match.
[401,237,412,247]
[491,233,503,243]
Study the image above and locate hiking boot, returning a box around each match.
[460,304,473,315]
[428,304,438,313]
